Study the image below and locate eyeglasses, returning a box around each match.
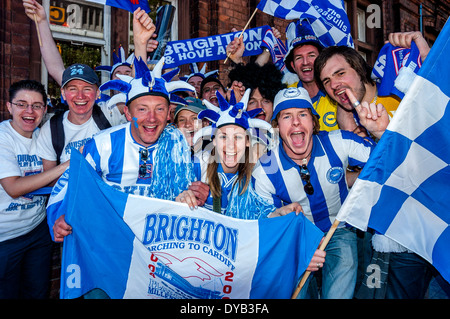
[139,148,149,178]
[202,85,222,95]
[300,164,314,195]
[11,102,45,110]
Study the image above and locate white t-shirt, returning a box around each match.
[34,110,101,164]
[98,101,128,127]
[0,120,47,242]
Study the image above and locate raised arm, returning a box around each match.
[388,31,430,62]
[132,8,156,63]
[23,0,65,85]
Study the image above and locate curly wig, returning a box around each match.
[228,62,286,102]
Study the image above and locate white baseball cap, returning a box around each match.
[272,87,320,121]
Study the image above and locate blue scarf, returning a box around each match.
[225,178,275,220]
[150,125,195,200]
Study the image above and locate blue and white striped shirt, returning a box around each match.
[252,130,375,232]
[83,123,194,201]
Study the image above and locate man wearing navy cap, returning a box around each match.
[252,87,390,299]
[34,63,111,173]
[283,20,346,133]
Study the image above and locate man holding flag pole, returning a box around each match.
[252,84,391,299]
[333,18,450,299]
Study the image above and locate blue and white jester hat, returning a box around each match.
[100,56,195,107]
[180,62,219,82]
[193,89,274,148]
[95,46,134,79]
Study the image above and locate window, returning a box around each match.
[357,7,366,42]
[344,0,383,66]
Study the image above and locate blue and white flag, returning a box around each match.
[58,151,323,299]
[372,42,423,99]
[337,19,450,284]
[86,0,150,13]
[257,0,354,48]
[260,28,288,72]
[163,26,272,69]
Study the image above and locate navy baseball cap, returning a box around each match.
[61,63,100,88]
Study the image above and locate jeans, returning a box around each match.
[0,219,52,299]
[298,227,358,299]
[386,252,433,299]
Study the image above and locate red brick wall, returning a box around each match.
[0,0,37,120]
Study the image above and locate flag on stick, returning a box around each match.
[256,0,353,47]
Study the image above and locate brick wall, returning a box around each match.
[48,243,63,299]
[1,0,449,299]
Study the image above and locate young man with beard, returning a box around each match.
[315,33,438,299]
[314,31,430,136]
[251,87,389,299]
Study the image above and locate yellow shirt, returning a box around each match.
[288,81,338,132]
[375,95,401,119]
[314,94,339,132]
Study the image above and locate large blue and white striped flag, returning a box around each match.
[86,0,150,13]
[337,19,450,284]
[57,151,323,299]
[257,0,354,47]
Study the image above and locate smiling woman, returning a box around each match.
[175,89,304,220]
[0,80,70,299]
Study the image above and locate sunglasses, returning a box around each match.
[139,148,149,178]
[300,164,314,195]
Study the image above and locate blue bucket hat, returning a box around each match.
[272,87,320,121]
[284,19,324,74]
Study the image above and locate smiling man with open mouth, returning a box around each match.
[252,86,392,299]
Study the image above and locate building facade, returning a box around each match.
[1,0,449,121]
[0,0,449,299]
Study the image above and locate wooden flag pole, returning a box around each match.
[34,14,43,47]
[224,8,258,64]
[291,218,341,299]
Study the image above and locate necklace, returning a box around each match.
[291,144,313,166]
